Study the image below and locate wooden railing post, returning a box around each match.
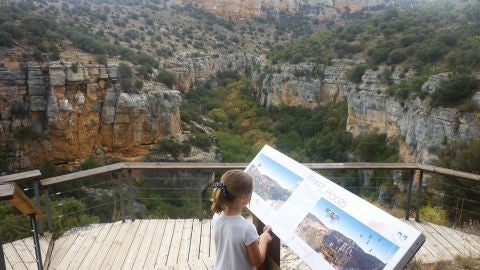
[128,169,135,221]
[252,214,280,270]
[117,172,126,222]
[415,170,424,222]
[405,169,414,220]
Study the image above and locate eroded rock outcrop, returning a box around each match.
[347,70,480,163]
[251,59,360,108]
[252,58,480,163]
[0,51,181,170]
[175,0,389,21]
[161,52,255,91]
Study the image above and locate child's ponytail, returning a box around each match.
[211,182,227,213]
[211,170,253,213]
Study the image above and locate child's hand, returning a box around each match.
[260,225,272,243]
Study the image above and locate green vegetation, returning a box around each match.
[348,64,368,83]
[266,0,480,111]
[432,139,480,225]
[0,3,157,71]
[14,127,34,144]
[48,197,100,237]
[79,155,101,170]
[117,62,134,93]
[268,1,480,74]
[386,75,429,101]
[181,72,398,165]
[0,146,7,172]
[155,70,177,88]
[430,74,478,107]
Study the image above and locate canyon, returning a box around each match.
[250,59,480,163]
[1,0,478,172]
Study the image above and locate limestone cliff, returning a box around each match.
[175,0,390,21]
[251,59,359,108]
[0,51,181,171]
[347,71,480,163]
[251,59,480,163]
[161,52,255,91]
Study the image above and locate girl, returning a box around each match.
[211,170,272,269]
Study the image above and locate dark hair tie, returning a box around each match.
[212,182,227,198]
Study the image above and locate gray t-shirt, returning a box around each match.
[212,213,259,270]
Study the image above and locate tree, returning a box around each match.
[348,65,367,83]
[434,139,480,223]
[79,155,101,170]
[0,32,14,47]
[117,62,133,93]
[431,74,478,107]
[155,70,176,88]
[352,132,398,162]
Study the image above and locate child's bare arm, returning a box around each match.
[247,226,272,268]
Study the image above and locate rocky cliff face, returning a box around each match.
[251,59,359,108]
[347,71,480,163]
[161,52,255,91]
[252,59,480,163]
[176,0,390,21]
[0,51,181,171]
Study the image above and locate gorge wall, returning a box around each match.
[161,52,255,91]
[0,50,182,171]
[251,59,480,163]
[0,51,254,171]
[175,0,389,21]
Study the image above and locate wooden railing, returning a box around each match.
[1,162,479,269]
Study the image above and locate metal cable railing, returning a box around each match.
[1,164,480,264]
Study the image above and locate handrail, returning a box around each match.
[39,162,480,187]
[0,170,41,184]
[2,162,480,270]
[417,164,480,181]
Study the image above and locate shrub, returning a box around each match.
[388,48,407,64]
[191,133,211,150]
[386,75,429,101]
[348,64,368,83]
[419,205,448,225]
[0,32,14,47]
[79,155,101,170]
[14,127,34,144]
[155,70,176,88]
[95,54,108,65]
[70,62,79,73]
[157,138,181,159]
[117,62,133,92]
[431,74,478,107]
[9,102,28,118]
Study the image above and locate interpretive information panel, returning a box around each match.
[246,145,425,270]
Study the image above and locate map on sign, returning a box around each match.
[245,145,425,270]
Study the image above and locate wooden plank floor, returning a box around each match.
[404,219,480,264]
[2,232,52,270]
[2,219,479,269]
[48,219,215,270]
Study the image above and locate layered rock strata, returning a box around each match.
[161,52,255,91]
[252,59,480,163]
[0,52,181,170]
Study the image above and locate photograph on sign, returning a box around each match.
[245,145,425,270]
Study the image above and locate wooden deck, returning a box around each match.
[2,219,480,269]
[2,232,52,269]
